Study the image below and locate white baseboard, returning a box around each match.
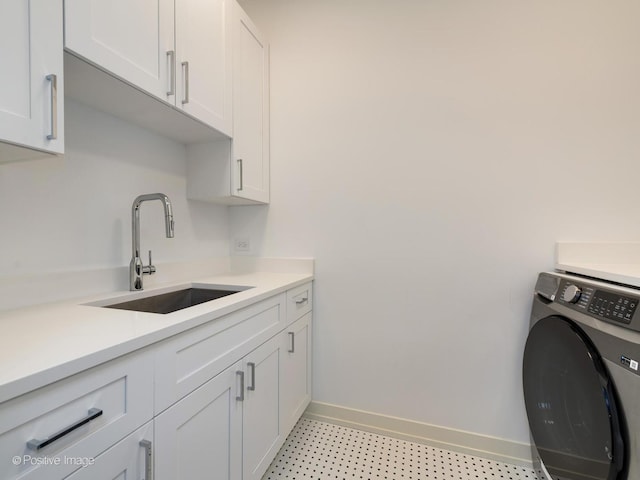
[304,401,535,468]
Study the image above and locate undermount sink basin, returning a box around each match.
[103,287,248,314]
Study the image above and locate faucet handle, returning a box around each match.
[148,250,156,274]
[143,250,156,275]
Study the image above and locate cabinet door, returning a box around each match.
[280,313,312,436]
[63,422,153,480]
[155,364,242,480]
[64,0,174,102]
[176,0,232,136]
[231,2,270,203]
[0,0,63,158]
[242,336,283,480]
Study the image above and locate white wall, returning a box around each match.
[0,99,229,288]
[233,0,640,445]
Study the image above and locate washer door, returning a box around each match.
[523,316,625,480]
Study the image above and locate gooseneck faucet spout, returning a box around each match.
[130,193,175,291]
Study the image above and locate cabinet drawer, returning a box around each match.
[155,294,285,413]
[286,282,312,325]
[0,348,154,480]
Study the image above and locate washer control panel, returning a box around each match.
[557,279,639,328]
[588,289,638,324]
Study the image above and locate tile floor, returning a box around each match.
[262,418,547,480]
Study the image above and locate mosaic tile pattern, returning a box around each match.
[263,417,547,480]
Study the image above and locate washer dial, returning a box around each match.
[563,284,582,304]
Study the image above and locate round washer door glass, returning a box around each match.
[522,316,625,480]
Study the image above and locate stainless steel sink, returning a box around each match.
[103,287,247,314]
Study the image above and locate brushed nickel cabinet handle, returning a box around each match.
[247,362,256,391]
[139,439,153,480]
[166,50,175,96]
[288,331,295,353]
[181,61,190,104]
[236,370,245,401]
[237,159,244,191]
[27,408,103,450]
[46,74,57,140]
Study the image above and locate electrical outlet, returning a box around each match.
[234,238,250,252]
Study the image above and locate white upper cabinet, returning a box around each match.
[186,1,269,205]
[231,1,270,203]
[176,0,232,135]
[64,0,232,137]
[64,0,174,102]
[0,0,64,162]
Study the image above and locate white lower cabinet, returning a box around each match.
[154,334,287,480]
[154,294,284,414]
[153,285,312,480]
[1,283,312,480]
[0,349,154,480]
[155,364,242,480]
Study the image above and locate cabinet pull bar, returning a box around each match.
[27,408,103,450]
[166,50,175,96]
[45,74,57,140]
[236,370,245,401]
[237,159,243,191]
[288,331,295,353]
[247,362,256,391]
[140,439,153,480]
[181,61,190,104]
[295,297,308,305]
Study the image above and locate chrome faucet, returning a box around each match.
[130,193,175,291]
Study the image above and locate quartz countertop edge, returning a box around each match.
[0,271,313,404]
[556,241,640,289]
[555,262,640,289]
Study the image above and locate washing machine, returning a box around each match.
[523,272,640,480]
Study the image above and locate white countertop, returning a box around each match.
[556,242,640,288]
[0,268,313,404]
